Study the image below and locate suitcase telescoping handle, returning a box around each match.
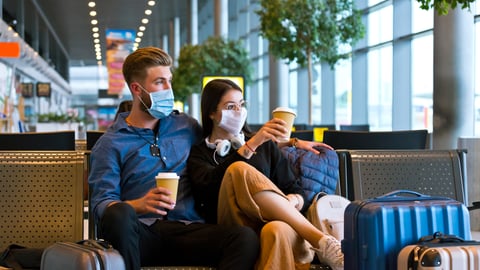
[78,239,113,250]
[418,231,474,244]
[374,190,449,202]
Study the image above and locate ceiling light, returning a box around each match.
[88,0,156,65]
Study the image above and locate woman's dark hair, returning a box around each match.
[114,100,133,120]
[201,79,252,138]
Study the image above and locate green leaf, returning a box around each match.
[256,0,364,69]
[172,37,253,102]
[415,0,475,15]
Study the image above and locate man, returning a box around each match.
[89,47,259,270]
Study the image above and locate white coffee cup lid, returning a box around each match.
[156,172,178,178]
[272,107,296,117]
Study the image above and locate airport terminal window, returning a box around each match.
[412,1,433,33]
[335,59,352,125]
[311,63,322,124]
[411,34,433,132]
[368,5,393,46]
[475,20,480,135]
[368,45,393,130]
[368,0,387,7]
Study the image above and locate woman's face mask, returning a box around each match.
[218,107,247,135]
[138,84,174,119]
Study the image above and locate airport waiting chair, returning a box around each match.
[0,130,76,150]
[307,125,336,142]
[336,149,467,204]
[323,129,428,150]
[85,131,105,239]
[291,130,314,141]
[0,151,84,250]
[246,124,263,132]
[293,124,308,130]
[305,124,336,131]
[86,130,105,150]
[339,124,370,131]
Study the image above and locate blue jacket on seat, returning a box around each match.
[281,146,339,211]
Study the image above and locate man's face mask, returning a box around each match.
[138,84,174,119]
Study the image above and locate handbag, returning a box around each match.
[306,192,350,241]
[0,244,43,270]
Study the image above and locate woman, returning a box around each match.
[187,79,343,270]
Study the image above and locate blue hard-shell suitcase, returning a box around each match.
[342,190,471,270]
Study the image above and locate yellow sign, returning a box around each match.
[202,76,245,93]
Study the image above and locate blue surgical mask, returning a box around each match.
[138,85,175,119]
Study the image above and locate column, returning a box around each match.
[187,0,200,120]
[162,34,168,52]
[190,0,198,45]
[214,0,228,37]
[268,55,289,112]
[433,8,474,149]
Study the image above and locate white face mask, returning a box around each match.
[218,107,247,136]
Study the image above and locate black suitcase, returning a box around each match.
[40,240,125,270]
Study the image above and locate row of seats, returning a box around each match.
[248,123,370,132]
[290,129,429,150]
[0,129,470,270]
[4,126,430,153]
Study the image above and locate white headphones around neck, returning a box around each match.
[205,134,245,157]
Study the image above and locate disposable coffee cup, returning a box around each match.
[272,107,297,143]
[155,172,179,202]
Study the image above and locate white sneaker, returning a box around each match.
[312,235,344,270]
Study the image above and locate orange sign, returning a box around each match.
[0,42,21,58]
